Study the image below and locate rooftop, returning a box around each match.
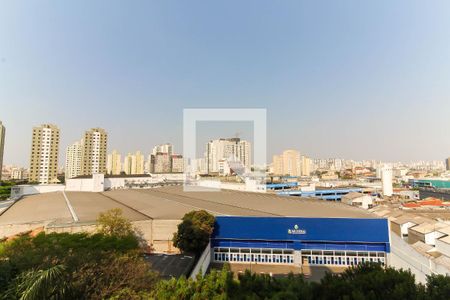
[0,186,376,226]
[409,222,447,234]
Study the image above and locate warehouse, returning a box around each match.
[211,216,390,267]
[0,186,388,256]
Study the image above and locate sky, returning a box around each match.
[1,1,450,167]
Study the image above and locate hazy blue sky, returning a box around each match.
[1,1,450,166]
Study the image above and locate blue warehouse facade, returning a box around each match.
[211,216,390,267]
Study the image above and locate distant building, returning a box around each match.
[381,164,393,197]
[446,157,450,171]
[171,155,184,173]
[192,157,207,175]
[205,138,251,175]
[123,153,133,175]
[11,167,26,180]
[123,151,144,175]
[107,150,122,175]
[0,121,5,181]
[153,152,171,173]
[342,192,373,209]
[29,124,60,184]
[218,159,231,176]
[301,155,311,176]
[132,151,145,174]
[272,150,301,177]
[80,128,108,175]
[152,143,173,156]
[65,141,82,179]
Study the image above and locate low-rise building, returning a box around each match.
[341,192,373,209]
[171,155,184,173]
[408,222,447,246]
[390,216,428,239]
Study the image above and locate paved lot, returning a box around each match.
[144,253,195,279]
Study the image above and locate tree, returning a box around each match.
[0,232,145,299]
[315,263,419,300]
[172,210,215,255]
[424,274,450,300]
[151,266,232,300]
[72,253,158,299]
[4,265,72,300]
[97,208,135,237]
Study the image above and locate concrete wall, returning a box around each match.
[11,185,65,198]
[436,239,450,257]
[0,222,48,238]
[408,229,424,245]
[391,222,401,237]
[104,177,125,190]
[197,180,266,193]
[66,178,95,192]
[390,233,433,283]
[0,218,181,254]
[190,242,211,279]
[151,219,181,253]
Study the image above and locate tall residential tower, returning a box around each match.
[29,124,60,184]
[80,128,108,175]
[65,141,82,179]
[206,138,251,174]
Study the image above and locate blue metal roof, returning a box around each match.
[212,216,389,247]
[266,182,298,189]
[277,188,363,197]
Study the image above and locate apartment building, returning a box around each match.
[65,141,82,179]
[29,124,60,184]
[80,128,107,175]
[206,138,251,174]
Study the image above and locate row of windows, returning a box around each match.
[304,255,385,266]
[213,250,294,264]
[212,247,387,267]
[301,250,385,257]
[215,247,293,255]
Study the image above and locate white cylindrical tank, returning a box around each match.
[381,165,393,197]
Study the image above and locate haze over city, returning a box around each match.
[2,1,450,165]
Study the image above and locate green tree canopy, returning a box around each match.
[172,210,215,255]
[97,208,135,237]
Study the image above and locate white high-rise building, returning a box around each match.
[206,138,251,174]
[65,141,82,179]
[381,164,393,197]
[152,143,173,156]
[0,121,5,181]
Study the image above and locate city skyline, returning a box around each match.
[2,1,450,165]
[0,120,449,168]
